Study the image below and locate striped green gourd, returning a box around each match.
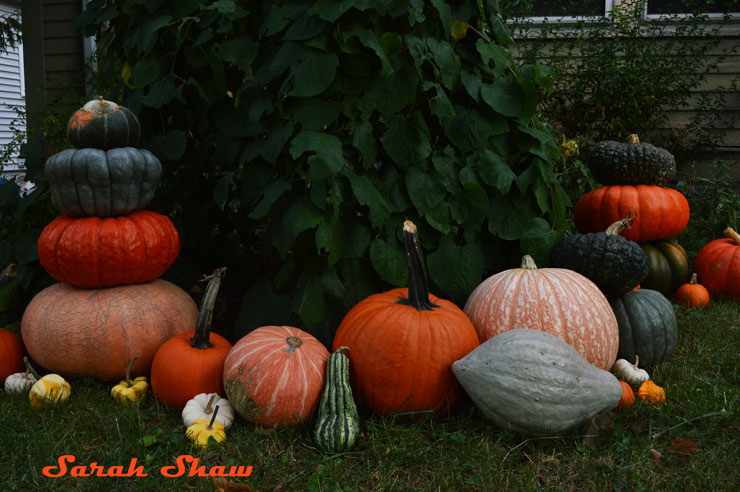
[313,346,360,453]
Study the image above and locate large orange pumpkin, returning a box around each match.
[223,325,329,428]
[463,255,619,370]
[151,268,233,409]
[574,185,690,242]
[21,280,198,380]
[693,227,740,299]
[332,221,480,416]
[37,210,180,288]
[0,327,25,382]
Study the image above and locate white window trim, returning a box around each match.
[18,39,23,97]
[507,0,615,24]
[643,5,740,22]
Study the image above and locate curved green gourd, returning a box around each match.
[313,346,360,453]
[45,147,162,218]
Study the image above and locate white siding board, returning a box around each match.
[0,2,25,178]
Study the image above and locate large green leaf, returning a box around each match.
[478,149,515,194]
[289,51,339,98]
[427,236,483,302]
[405,165,446,215]
[380,115,431,167]
[369,238,407,287]
[289,130,345,176]
[481,78,522,118]
[315,213,346,266]
[345,171,391,229]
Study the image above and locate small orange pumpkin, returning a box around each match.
[675,273,710,309]
[614,381,635,411]
[151,268,232,409]
[637,380,666,405]
[0,327,25,382]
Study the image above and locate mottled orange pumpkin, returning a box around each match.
[675,273,710,309]
[332,221,480,416]
[21,280,198,380]
[151,268,233,409]
[693,227,740,299]
[223,325,329,428]
[37,210,180,288]
[574,185,690,242]
[637,380,666,405]
[464,255,619,370]
[0,327,25,382]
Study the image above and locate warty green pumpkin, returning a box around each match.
[584,134,676,186]
[45,147,162,218]
[452,329,623,436]
[313,346,361,453]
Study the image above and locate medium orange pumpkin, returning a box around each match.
[463,255,619,370]
[151,268,233,409]
[21,280,198,380]
[223,325,329,428]
[332,221,480,416]
[614,381,635,411]
[37,210,180,288]
[675,273,710,309]
[574,185,690,242]
[693,227,740,299]
[0,327,25,382]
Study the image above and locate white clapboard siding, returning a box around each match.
[0,2,25,180]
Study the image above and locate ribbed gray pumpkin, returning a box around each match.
[67,97,141,150]
[313,347,360,453]
[550,217,649,296]
[609,288,677,368]
[452,329,622,437]
[585,134,676,186]
[45,147,162,218]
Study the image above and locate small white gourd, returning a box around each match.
[182,393,234,428]
[4,369,37,393]
[611,356,650,387]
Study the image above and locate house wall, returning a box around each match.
[0,1,26,186]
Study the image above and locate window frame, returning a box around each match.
[642,1,740,22]
[505,0,615,24]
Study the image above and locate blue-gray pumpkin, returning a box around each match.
[67,97,141,150]
[45,147,162,218]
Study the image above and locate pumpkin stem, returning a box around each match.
[335,346,351,354]
[204,394,217,414]
[689,273,699,285]
[520,255,538,270]
[208,405,220,430]
[23,356,41,380]
[724,227,740,246]
[190,267,227,350]
[633,355,640,369]
[397,220,439,311]
[124,356,139,388]
[605,212,637,236]
[628,134,640,144]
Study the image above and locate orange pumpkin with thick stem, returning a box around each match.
[332,221,480,417]
[223,325,330,428]
[21,280,198,380]
[574,185,689,242]
[0,327,24,382]
[151,268,232,409]
[693,227,740,299]
[37,210,180,288]
[675,273,710,309]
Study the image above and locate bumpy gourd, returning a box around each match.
[45,147,162,217]
[67,96,140,150]
[585,134,676,186]
[452,329,623,437]
[313,347,360,453]
[550,216,648,295]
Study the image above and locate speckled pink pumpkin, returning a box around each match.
[463,255,619,370]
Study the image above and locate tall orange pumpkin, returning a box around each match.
[37,210,180,288]
[21,280,198,380]
[693,227,740,299]
[332,221,480,416]
[0,327,25,382]
[151,268,233,409]
[223,325,329,428]
[574,185,689,242]
[463,255,619,370]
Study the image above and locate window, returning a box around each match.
[500,0,613,21]
[647,0,740,15]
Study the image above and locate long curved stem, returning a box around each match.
[190,267,227,349]
[397,221,438,311]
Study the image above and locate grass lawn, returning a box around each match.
[1,299,738,492]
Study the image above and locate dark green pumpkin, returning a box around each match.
[313,346,360,453]
[639,240,689,296]
[67,97,141,150]
[45,147,162,218]
[584,135,676,186]
[550,218,649,296]
[609,288,677,368]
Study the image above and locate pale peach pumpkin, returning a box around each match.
[223,325,329,428]
[21,280,198,380]
[463,255,619,370]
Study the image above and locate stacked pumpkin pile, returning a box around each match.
[20,97,198,382]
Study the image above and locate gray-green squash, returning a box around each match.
[585,134,676,186]
[452,329,622,437]
[45,147,162,218]
[67,97,141,150]
[313,346,360,453]
[609,288,677,368]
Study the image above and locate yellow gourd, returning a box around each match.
[111,357,148,406]
[29,374,71,409]
[637,380,666,405]
[186,405,226,448]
